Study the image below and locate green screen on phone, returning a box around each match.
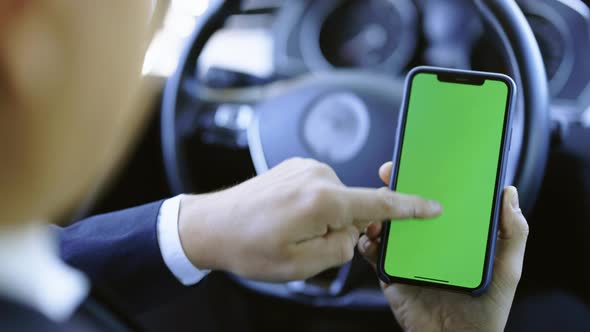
[383,72,510,289]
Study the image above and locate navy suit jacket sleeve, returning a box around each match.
[55,201,189,314]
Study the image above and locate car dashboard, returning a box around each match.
[268,0,590,129]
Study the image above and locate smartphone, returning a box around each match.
[377,66,516,295]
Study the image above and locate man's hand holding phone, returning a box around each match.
[359,162,529,332]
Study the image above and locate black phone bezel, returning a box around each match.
[376,66,517,296]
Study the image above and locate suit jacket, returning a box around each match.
[0,200,188,331]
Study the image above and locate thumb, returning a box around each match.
[379,162,393,186]
[494,186,529,285]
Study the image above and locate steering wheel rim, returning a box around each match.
[474,0,550,216]
[161,0,550,308]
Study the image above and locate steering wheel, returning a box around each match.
[161,0,550,308]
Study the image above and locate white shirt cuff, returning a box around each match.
[157,195,210,286]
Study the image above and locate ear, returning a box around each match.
[0,0,30,104]
[0,0,43,225]
[0,1,29,29]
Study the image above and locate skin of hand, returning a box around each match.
[177,158,443,282]
[358,162,530,332]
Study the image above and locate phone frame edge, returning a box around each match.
[376,66,517,296]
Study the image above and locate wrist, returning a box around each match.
[177,193,226,272]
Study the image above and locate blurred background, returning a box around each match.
[82,0,590,331]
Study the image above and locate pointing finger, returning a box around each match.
[342,187,443,224]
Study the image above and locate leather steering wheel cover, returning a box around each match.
[474,0,550,213]
[161,0,239,194]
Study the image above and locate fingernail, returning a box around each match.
[511,187,520,209]
[363,238,371,251]
[429,200,442,214]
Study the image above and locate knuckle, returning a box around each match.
[288,157,315,171]
[282,157,303,169]
[519,216,530,238]
[309,183,334,204]
[301,157,319,167]
[290,157,305,163]
[289,157,308,165]
[498,257,525,287]
[408,199,419,218]
[311,162,336,178]
[507,268,523,286]
[377,188,395,212]
[404,194,424,214]
[302,161,342,184]
[299,183,336,216]
[396,194,424,218]
[514,269,523,283]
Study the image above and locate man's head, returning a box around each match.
[0,1,159,224]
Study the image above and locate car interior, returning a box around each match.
[76,0,590,331]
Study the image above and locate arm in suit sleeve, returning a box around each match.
[55,200,193,314]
